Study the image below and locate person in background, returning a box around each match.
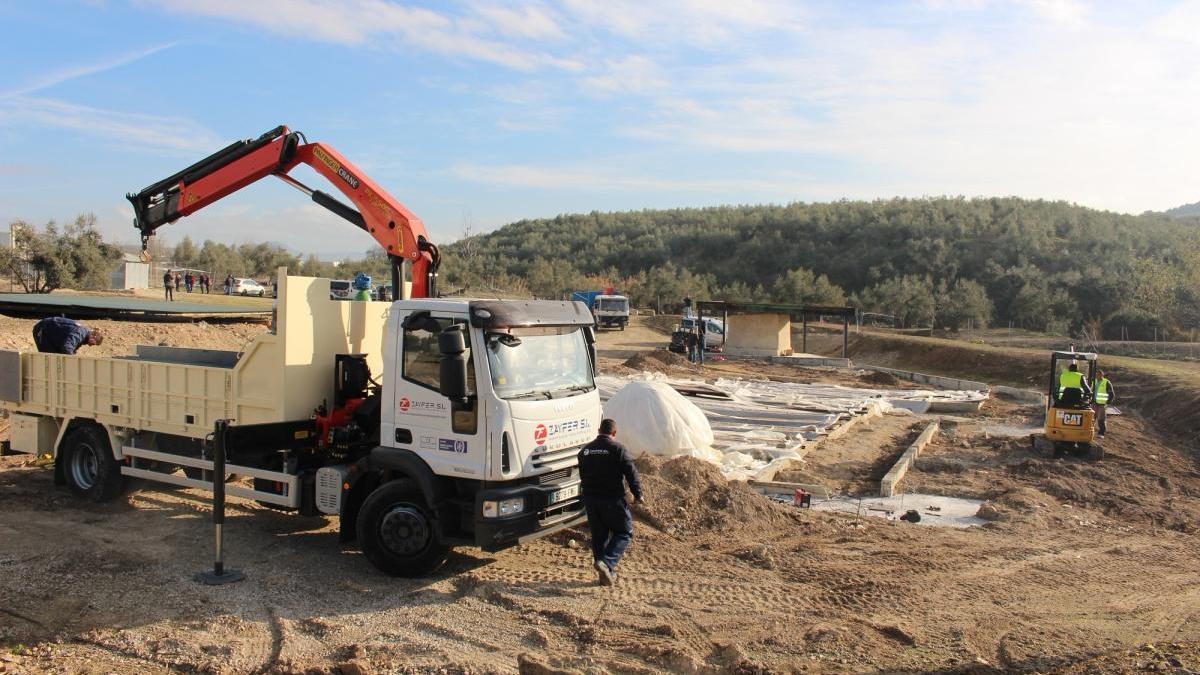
[352,272,373,301]
[184,272,194,293]
[1093,369,1117,438]
[1057,362,1092,406]
[174,272,182,292]
[163,269,175,301]
[32,316,103,355]
[577,418,644,586]
[225,274,234,295]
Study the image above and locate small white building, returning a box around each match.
[111,253,150,290]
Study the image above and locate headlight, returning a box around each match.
[482,497,525,518]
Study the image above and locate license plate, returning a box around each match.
[550,484,580,504]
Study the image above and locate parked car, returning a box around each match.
[329,279,352,300]
[233,278,266,297]
[680,316,726,349]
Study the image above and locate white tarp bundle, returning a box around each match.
[603,380,722,463]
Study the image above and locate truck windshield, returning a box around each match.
[485,326,595,400]
[598,298,626,312]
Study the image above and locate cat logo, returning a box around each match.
[1061,412,1083,426]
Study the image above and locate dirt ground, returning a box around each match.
[2,315,1199,673]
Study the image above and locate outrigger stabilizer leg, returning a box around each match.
[195,419,245,585]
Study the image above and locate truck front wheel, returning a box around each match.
[61,425,124,502]
[356,480,448,577]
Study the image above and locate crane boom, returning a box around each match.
[126,125,440,298]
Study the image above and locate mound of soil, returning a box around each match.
[623,350,694,374]
[859,370,900,386]
[633,455,795,535]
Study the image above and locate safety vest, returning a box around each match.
[1058,370,1083,395]
[1095,378,1111,405]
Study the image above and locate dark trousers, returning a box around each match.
[1095,405,1108,435]
[585,496,633,572]
[164,285,174,301]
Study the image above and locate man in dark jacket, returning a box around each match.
[32,317,103,354]
[577,418,644,586]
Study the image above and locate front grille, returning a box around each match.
[531,445,579,469]
[535,468,573,485]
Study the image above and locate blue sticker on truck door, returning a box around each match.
[439,438,468,453]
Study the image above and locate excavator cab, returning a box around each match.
[1042,351,1102,460]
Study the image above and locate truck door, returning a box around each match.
[392,313,487,479]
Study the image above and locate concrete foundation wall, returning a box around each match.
[725,313,792,357]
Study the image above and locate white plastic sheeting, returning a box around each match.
[597,371,988,481]
[603,380,721,463]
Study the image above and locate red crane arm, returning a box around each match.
[127,125,439,298]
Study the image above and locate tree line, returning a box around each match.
[7,197,1198,341]
[438,197,1200,340]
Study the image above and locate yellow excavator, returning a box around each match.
[1042,350,1103,460]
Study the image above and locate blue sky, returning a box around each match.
[1,0,1198,257]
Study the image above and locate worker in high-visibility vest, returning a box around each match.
[1057,362,1091,405]
[1093,369,1116,437]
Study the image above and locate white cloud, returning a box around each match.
[468,2,564,39]
[1016,0,1088,26]
[561,0,805,44]
[451,161,809,195]
[144,0,581,71]
[581,56,667,96]
[0,96,221,152]
[1,42,181,98]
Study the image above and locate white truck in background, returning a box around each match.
[592,294,630,330]
[0,273,599,576]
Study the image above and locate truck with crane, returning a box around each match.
[0,125,598,576]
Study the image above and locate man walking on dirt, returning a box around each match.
[1093,370,1116,438]
[163,269,175,301]
[578,418,644,586]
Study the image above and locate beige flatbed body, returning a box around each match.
[1,274,391,455]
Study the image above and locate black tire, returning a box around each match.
[240,290,247,296]
[1052,441,1067,459]
[356,479,449,577]
[1085,444,1104,461]
[620,323,626,331]
[61,425,124,502]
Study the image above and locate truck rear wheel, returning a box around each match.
[356,479,449,577]
[61,425,124,502]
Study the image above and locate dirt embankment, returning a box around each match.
[844,330,1200,456]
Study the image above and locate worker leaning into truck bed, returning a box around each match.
[32,316,103,355]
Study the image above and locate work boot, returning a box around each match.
[594,560,614,586]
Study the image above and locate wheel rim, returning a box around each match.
[70,442,100,489]
[379,505,431,556]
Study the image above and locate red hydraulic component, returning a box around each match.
[127,125,440,298]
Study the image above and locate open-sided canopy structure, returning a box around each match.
[695,301,858,358]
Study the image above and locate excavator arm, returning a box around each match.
[126,125,440,298]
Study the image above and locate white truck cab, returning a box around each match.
[591,294,629,330]
[365,298,600,571]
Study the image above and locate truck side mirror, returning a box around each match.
[438,326,469,402]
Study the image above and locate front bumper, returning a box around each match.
[473,480,585,552]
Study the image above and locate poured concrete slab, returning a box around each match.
[768,354,851,367]
[811,493,986,528]
[0,293,270,319]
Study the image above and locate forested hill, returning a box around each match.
[1165,201,1200,219]
[440,197,1199,338]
